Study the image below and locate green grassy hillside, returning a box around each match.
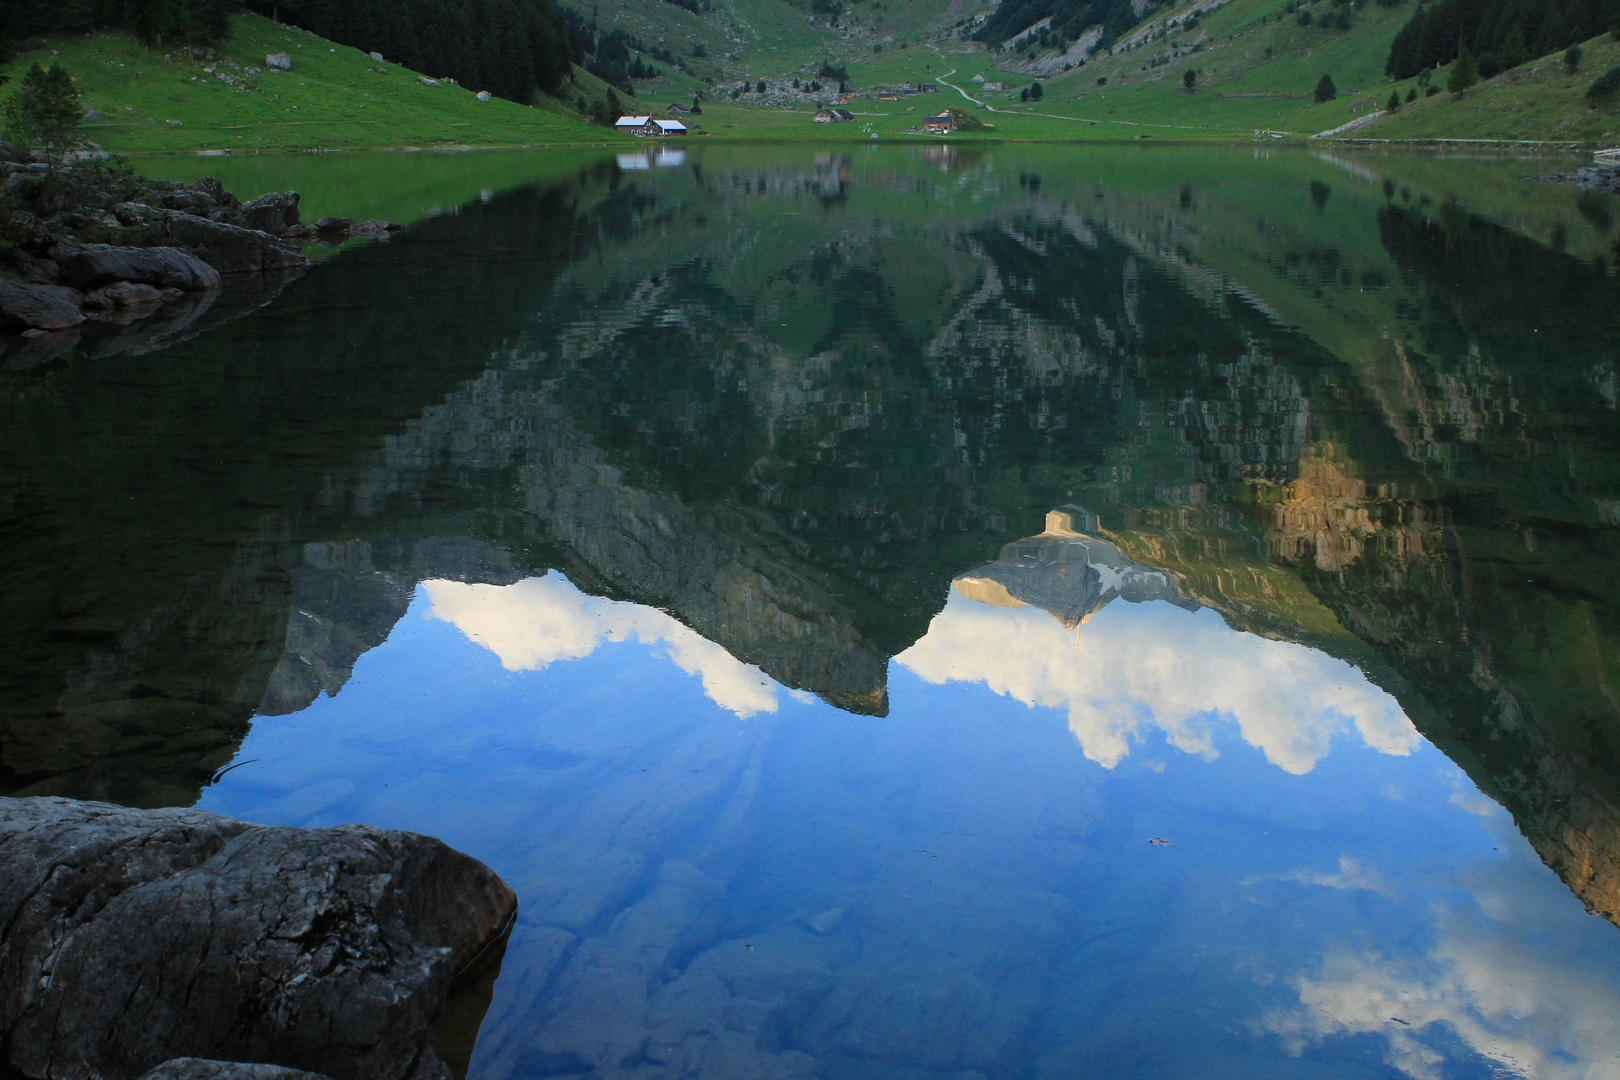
[6,1,1617,147]
[0,12,619,153]
[1350,32,1620,144]
[581,0,1620,144]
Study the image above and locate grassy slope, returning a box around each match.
[580,0,1620,144]
[1352,32,1620,144]
[5,3,1614,149]
[0,13,622,153]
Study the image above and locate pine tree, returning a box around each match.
[1029,80,1043,100]
[1447,47,1479,94]
[1314,73,1337,102]
[1498,25,1527,70]
[1182,68,1197,92]
[3,62,84,157]
[1387,90,1400,111]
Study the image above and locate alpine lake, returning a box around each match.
[5,141,1620,1080]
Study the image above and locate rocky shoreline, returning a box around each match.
[0,796,516,1080]
[1525,162,1620,192]
[0,143,399,364]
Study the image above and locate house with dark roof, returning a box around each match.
[813,107,856,122]
[921,114,954,132]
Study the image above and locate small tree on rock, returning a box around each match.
[3,62,84,158]
[1447,48,1478,95]
[1314,73,1337,103]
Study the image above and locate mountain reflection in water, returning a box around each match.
[3,144,1620,1078]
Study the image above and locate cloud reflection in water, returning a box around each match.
[421,573,782,718]
[897,593,1420,773]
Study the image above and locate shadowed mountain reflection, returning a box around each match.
[3,142,1619,958]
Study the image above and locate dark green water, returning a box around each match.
[4,144,1620,1079]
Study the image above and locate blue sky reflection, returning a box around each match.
[195,573,1620,1080]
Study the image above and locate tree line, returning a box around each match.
[972,0,1148,54]
[2,0,582,104]
[247,0,578,102]
[1386,0,1620,79]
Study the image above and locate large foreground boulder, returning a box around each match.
[0,797,517,1080]
[49,244,221,291]
[137,1061,332,1080]
[0,281,86,331]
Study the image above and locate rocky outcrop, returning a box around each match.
[136,211,307,275]
[1528,164,1620,192]
[50,243,222,291]
[234,191,302,235]
[0,797,517,1080]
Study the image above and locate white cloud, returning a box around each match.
[1266,923,1620,1080]
[1268,856,1395,897]
[895,594,1419,772]
[421,573,781,718]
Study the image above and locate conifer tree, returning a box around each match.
[1314,73,1337,102]
[1447,48,1479,94]
[3,62,84,158]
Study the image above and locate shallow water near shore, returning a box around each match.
[5,143,1620,1079]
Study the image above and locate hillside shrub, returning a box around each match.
[1314,74,1337,102]
[1588,65,1620,102]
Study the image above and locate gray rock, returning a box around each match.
[266,53,292,71]
[238,191,301,235]
[348,219,400,237]
[0,281,86,331]
[476,90,492,102]
[314,216,355,233]
[50,244,222,291]
[136,1060,332,1080]
[0,796,518,1080]
[369,51,385,62]
[137,212,307,275]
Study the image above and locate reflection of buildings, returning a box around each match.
[953,509,1195,625]
[616,146,686,171]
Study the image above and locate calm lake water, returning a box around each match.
[4,144,1620,1079]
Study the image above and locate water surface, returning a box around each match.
[3,144,1619,1079]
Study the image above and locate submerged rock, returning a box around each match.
[0,796,517,1080]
